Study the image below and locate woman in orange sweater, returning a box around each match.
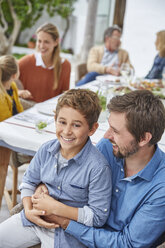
[0,55,24,122]
[18,23,71,103]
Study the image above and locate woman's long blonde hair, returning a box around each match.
[0,55,18,95]
[36,23,61,90]
[156,30,165,57]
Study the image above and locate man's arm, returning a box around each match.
[65,186,165,248]
[87,46,106,74]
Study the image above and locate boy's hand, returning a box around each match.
[32,193,55,215]
[25,208,59,229]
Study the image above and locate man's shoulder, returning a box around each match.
[118,48,129,55]
[90,44,104,52]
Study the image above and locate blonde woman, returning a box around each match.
[0,55,24,121]
[145,30,165,79]
[18,23,71,103]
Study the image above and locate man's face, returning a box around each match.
[104,112,139,158]
[105,30,121,52]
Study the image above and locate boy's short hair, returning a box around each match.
[108,90,165,145]
[55,89,102,129]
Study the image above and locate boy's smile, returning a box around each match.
[55,106,96,159]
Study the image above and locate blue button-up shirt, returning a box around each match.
[19,138,112,248]
[66,138,165,248]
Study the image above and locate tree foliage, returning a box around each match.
[0,0,77,55]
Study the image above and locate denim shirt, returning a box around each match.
[19,138,112,248]
[145,54,165,79]
[66,138,165,248]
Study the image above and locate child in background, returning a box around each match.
[0,55,30,121]
[0,55,23,121]
[0,89,112,248]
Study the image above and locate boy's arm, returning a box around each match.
[32,163,112,227]
[32,193,78,221]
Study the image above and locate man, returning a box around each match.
[48,90,165,248]
[77,24,132,86]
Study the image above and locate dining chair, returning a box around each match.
[75,62,87,84]
[4,152,32,210]
[4,80,35,210]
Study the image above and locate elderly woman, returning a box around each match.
[145,30,165,79]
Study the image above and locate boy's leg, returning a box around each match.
[0,213,40,248]
[34,227,55,248]
[76,72,100,86]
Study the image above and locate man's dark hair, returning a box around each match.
[107,90,165,145]
[103,25,122,42]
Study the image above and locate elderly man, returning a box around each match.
[77,24,132,86]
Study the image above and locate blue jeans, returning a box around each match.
[76,72,100,86]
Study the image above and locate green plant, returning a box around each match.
[29,34,36,42]
[0,0,78,55]
[96,91,107,111]
[13,53,26,60]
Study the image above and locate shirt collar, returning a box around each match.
[135,145,163,181]
[119,145,163,182]
[46,138,92,166]
[35,53,54,69]
[104,46,118,54]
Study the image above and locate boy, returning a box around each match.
[0,89,112,248]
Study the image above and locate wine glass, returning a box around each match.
[162,67,165,87]
[120,63,133,85]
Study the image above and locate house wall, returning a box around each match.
[122,0,165,77]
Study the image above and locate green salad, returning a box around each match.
[36,121,47,130]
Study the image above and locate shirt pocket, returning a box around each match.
[62,181,88,204]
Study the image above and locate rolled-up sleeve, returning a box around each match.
[77,164,112,227]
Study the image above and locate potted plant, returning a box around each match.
[27,34,36,48]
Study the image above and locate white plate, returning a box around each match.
[36,103,56,116]
[96,75,121,86]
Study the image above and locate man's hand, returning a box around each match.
[43,214,70,230]
[34,183,49,196]
[105,65,120,76]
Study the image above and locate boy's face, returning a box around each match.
[55,106,98,159]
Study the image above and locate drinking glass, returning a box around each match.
[162,67,165,87]
[120,63,133,85]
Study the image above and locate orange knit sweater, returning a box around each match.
[18,54,71,102]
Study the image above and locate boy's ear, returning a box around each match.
[88,122,99,136]
[139,132,152,147]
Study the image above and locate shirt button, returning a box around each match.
[116,188,119,192]
[57,186,61,190]
[121,168,124,172]
[104,208,107,212]
[54,164,57,168]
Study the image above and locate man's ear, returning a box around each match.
[139,132,152,147]
[88,122,99,136]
